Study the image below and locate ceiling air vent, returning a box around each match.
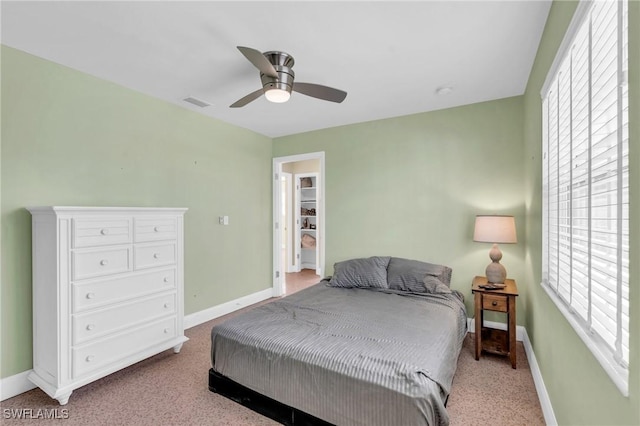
[183,96,211,108]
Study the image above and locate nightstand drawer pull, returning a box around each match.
[492,301,498,306]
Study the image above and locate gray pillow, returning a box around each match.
[422,275,453,294]
[328,256,391,289]
[387,257,452,292]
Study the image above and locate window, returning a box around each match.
[541,0,629,395]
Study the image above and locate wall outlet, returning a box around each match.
[219,216,229,225]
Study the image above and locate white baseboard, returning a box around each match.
[1,287,275,402]
[521,328,558,425]
[468,318,526,341]
[3,294,556,424]
[466,318,557,425]
[183,287,274,330]
[468,318,525,341]
[0,370,36,402]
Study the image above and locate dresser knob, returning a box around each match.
[153,253,160,259]
[163,277,169,283]
[164,303,170,308]
[86,324,95,331]
[100,228,109,235]
[86,355,95,362]
[100,259,108,266]
[492,301,498,306]
[86,293,96,299]
[163,328,170,334]
[154,226,160,232]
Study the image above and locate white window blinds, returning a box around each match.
[541,0,629,394]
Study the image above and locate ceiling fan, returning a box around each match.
[230,46,347,108]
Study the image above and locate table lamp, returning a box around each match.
[473,215,517,284]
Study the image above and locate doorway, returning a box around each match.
[272,152,325,297]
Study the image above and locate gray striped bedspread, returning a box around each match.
[211,283,467,426]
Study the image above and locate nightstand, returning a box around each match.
[472,276,518,368]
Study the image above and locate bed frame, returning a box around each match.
[208,369,333,426]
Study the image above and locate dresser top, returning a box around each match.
[27,206,188,215]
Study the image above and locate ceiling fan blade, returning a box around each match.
[292,82,347,103]
[230,88,264,108]
[237,46,278,78]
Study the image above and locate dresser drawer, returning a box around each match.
[482,294,508,312]
[135,243,176,270]
[135,217,177,243]
[73,218,132,248]
[72,247,132,281]
[72,269,176,312]
[72,316,177,378]
[72,292,176,345]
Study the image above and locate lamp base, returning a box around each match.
[486,262,506,284]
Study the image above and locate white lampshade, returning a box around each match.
[473,215,517,244]
[473,215,517,284]
[264,88,291,103]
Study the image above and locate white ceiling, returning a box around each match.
[1,1,551,138]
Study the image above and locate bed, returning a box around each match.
[209,257,467,426]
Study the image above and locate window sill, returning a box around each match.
[540,282,629,397]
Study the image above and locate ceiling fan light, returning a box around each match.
[265,88,291,103]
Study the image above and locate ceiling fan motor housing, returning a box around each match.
[261,51,295,95]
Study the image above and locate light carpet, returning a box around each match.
[2,299,545,425]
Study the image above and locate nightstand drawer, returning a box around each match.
[482,294,508,312]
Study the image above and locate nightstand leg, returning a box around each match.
[509,295,517,368]
[474,293,482,360]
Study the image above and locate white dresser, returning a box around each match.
[26,206,188,405]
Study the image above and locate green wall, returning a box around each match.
[273,96,527,319]
[523,1,639,425]
[1,46,273,378]
[3,2,639,422]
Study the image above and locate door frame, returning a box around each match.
[280,172,295,273]
[272,152,325,297]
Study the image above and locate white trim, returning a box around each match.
[541,283,629,396]
[281,172,295,273]
[5,313,554,420]
[183,287,274,329]
[272,152,326,297]
[0,370,37,402]
[467,318,525,341]
[2,287,275,401]
[466,320,557,424]
[540,0,593,97]
[521,328,558,426]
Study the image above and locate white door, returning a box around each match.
[280,172,294,273]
